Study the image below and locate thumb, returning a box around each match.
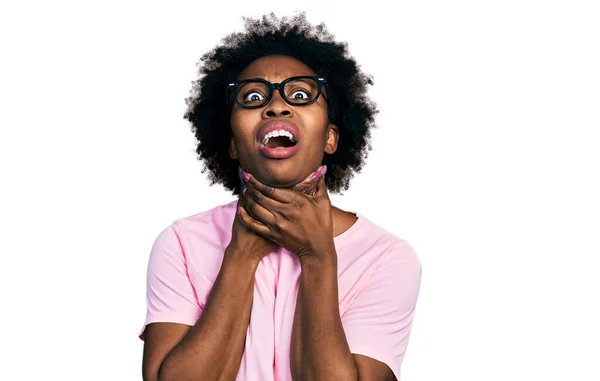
[312,176,329,198]
[293,165,325,194]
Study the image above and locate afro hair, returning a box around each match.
[184,12,378,195]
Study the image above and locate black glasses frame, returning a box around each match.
[227,76,328,109]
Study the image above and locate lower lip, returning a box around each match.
[259,143,300,159]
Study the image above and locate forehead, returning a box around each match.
[238,55,316,81]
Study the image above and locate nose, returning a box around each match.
[262,90,293,118]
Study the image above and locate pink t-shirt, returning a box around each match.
[139,200,422,381]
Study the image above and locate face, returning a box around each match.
[229,55,338,188]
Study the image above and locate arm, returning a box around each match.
[142,205,278,381]
[290,255,396,381]
[238,174,396,380]
[143,248,259,381]
[290,254,357,380]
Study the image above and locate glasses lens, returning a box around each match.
[283,78,319,104]
[235,81,270,107]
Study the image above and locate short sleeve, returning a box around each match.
[342,242,422,381]
[138,223,202,340]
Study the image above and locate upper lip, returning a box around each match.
[257,120,301,144]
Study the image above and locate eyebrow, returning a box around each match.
[289,78,318,88]
[236,77,319,86]
[235,81,265,93]
[238,73,315,80]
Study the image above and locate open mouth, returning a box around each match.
[261,130,298,148]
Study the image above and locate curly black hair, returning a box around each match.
[184,13,378,195]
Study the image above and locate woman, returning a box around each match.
[140,13,422,381]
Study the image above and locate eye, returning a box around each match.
[290,89,310,99]
[244,91,265,102]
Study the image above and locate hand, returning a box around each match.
[228,200,279,265]
[290,165,326,196]
[239,166,324,196]
[230,165,326,263]
[237,168,335,262]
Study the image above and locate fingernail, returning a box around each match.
[238,167,250,182]
[237,206,242,215]
[321,165,327,176]
[311,189,317,196]
[312,171,322,181]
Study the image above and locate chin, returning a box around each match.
[254,162,306,188]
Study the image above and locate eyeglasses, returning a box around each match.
[227,76,328,109]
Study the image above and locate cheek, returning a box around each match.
[302,108,329,136]
[230,110,249,134]
[310,101,329,123]
[230,108,244,130]
[230,110,259,148]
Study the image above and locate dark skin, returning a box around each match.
[142,55,395,381]
[228,55,334,188]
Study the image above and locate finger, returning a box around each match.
[243,187,279,226]
[238,167,249,195]
[314,176,330,199]
[292,165,326,194]
[297,165,325,186]
[237,206,274,239]
[246,185,287,215]
[308,165,327,196]
[245,174,295,203]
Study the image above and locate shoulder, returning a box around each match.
[147,200,238,284]
[337,212,420,266]
[170,200,237,235]
[146,200,237,250]
[150,200,237,261]
[335,212,421,308]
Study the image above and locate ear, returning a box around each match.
[324,123,339,155]
[229,136,238,159]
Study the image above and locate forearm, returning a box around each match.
[290,254,358,381]
[159,248,258,381]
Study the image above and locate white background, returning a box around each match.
[1,0,599,380]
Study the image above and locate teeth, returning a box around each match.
[261,129,296,145]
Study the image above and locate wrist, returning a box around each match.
[299,249,337,270]
[224,246,262,270]
[299,253,339,295]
